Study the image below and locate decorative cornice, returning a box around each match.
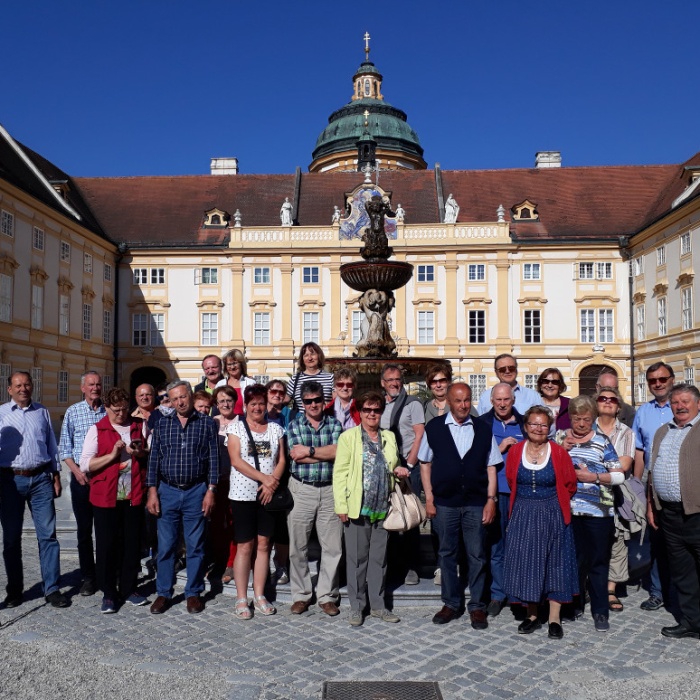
[412,298,441,306]
[247,300,276,308]
[196,301,226,308]
[29,265,49,284]
[677,271,695,286]
[632,291,647,303]
[0,253,19,274]
[652,281,669,296]
[462,297,493,306]
[344,294,362,307]
[81,285,96,301]
[57,275,74,292]
[102,294,114,308]
[297,300,326,307]
[127,299,171,308]
[574,295,620,304]
[517,296,548,305]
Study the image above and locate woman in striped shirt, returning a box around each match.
[287,342,334,413]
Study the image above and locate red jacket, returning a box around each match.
[506,440,577,525]
[324,398,360,427]
[89,415,147,508]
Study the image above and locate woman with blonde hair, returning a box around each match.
[216,349,255,416]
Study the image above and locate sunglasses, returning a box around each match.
[302,397,324,406]
[597,395,619,405]
[496,365,517,374]
[648,376,673,385]
[430,378,449,385]
[158,394,168,400]
[541,379,561,386]
[361,407,382,415]
[335,382,354,389]
[268,389,286,396]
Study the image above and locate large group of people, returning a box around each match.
[1,350,700,643]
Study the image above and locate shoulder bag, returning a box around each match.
[383,476,426,532]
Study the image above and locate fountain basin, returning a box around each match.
[340,260,413,292]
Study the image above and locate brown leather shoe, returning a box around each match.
[186,596,204,614]
[150,596,170,615]
[470,609,489,630]
[432,605,459,625]
[319,602,340,616]
[290,600,310,614]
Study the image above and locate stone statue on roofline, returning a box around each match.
[331,205,341,224]
[395,203,405,223]
[444,193,459,224]
[280,197,293,226]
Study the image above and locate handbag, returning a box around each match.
[383,477,426,532]
[241,419,294,512]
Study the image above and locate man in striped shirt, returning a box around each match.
[0,371,68,608]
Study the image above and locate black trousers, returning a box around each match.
[659,501,700,632]
[572,515,614,617]
[93,502,144,600]
[70,475,96,582]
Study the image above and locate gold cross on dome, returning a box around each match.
[363,32,371,59]
[363,109,369,127]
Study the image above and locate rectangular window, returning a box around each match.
[60,241,71,262]
[254,375,270,385]
[523,263,540,281]
[82,303,92,340]
[195,267,218,284]
[681,232,692,256]
[468,264,486,281]
[104,263,112,282]
[103,310,112,344]
[33,227,45,251]
[417,310,434,344]
[1,210,14,237]
[302,267,319,284]
[685,366,695,385]
[598,308,614,343]
[59,294,70,335]
[633,257,644,276]
[468,310,485,343]
[657,246,666,266]
[417,265,435,282]
[201,313,219,346]
[31,285,43,330]
[150,313,164,346]
[682,287,693,331]
[31,368,42,402]
[578,262,594,280]
[302,311,319,343]
[102,375,113,392]
[524,309,541,343]
[133,313,147,346]
[0,274,12,322]
[658,297,667,336]
[351,310,363,344]
[254,312,270,345]
[150,268,165,285]
[254,267,270,284]
[58,370,69,404]
[524,374,539,391]
[580,309,595,343]
[0,364,11,389]
[636,304,645,341]
[636,374,647,403]
[596,262,613,279]
[133,268,148,285]
[83,253,93,273]
[469,374,487,403]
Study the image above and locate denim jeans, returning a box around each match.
[70,474,95,583]
[433,504,487,612]
[156,482,207,599]
[486,493,510,601]
[0,470,60,596]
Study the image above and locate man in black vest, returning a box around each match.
[418,382,502,629]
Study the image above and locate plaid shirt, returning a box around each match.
[287,413,342,482]
[146,409,219,487]
[58,400,106,464]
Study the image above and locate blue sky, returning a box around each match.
[4,0,698,176]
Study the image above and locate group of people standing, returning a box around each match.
[2,348,700,642]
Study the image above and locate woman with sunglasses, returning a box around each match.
[325,369,360,428]
[287,342,334,413]
[333,391,410,626]
[595,387,635,613]
[216,349,255,417]
[266,379,292,429]
[537,368,571,431]
[424,364,452,424]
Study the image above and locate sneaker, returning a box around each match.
[125,593,149,606]
[101,598,117,614]
[45,591,69,608]
[404,569,420,586]
[276,567,289,585]
[433,568,441,586]
[593,613,609,632]
[640,595,664,611]
[79,579,96,596]
[348,610,364,627]
[371,608,400,623]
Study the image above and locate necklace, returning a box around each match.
[432,399,446,415]
[526,442,547,464]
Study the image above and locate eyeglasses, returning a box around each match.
[217,398,234,405]
[361,407,382,415]
[526,422,549,430]
[430,378,449,385]
[158,394,168,400]
[648,376,673,385]
[383,377,402,384]
[496,365,517,374]
[597,395,619,405]
[541,379,561,386]
[302,397,324,406]
[335,382,354,389]
[268,389,286,396]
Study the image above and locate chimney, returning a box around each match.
[535,151,561,168]
[210,157,239,175]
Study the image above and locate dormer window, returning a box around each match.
[512,200,539,221]
[203,208,230,227]
[364,79,370,96]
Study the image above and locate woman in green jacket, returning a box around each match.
[333,390,410,627]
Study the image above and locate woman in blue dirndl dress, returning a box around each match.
[503,406,578,639]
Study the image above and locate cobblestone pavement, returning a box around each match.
[1,550,699,700]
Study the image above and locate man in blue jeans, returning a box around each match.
[419,382,502,629]
[0,371,68,608]
[146,380,219,615]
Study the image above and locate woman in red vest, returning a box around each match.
[80,387,149,613]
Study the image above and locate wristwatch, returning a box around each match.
[207,485,217,494]
[309,445,316,458]
[488,495,498,502]
[595,476,601,486]
[406,462,415,471]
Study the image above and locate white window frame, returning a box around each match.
[468,309,485,344]
[254,267,271,284]
[681,232,692,256]
[83,253,93,274]
[580,309,595,343]
[524,309,541,343]
[195,267,218,284]
[82,303,92,340]
[60,241,71,262]
[31,284,44,330]
[302,311,319,343]
[682,287,693,331]
[59,294,70,336]
[523,263,540,281]
[636,374,647,403]
[254,312,270,346]
[0,364,11,390]
[33,226,45,251]
[524,374,539,391]
[469,374,487,403]
[201,313,219,346]
[578,262,594,280]
[598,308,614,343]
[633,257,644,276]
[417,264,435,282]
[302,267,319,284]
[150,268,165,285]
[596,262,613,280]
[685,366,695,385]
[636,304,645,341]
[150,313,165,346]
[58,370,69,404]
[658,297,667,336]
[104,263,112,282]
[1,210,14,238]
[133,268,148,285]
[417,310,434,344]
[103,310,112,344]
[657,246,666,267]
[31,368,42,402]
[468,264,486,281]
[351,309,363,344]
[132,313,148,346]
[102,375,113,392]
[0,273,12,323]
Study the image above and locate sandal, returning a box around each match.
[234,597,252,620]
[608,593,624,612]
[253,595,276,616]
[222,567,234,585]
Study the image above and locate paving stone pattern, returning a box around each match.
[1,551,700,699]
